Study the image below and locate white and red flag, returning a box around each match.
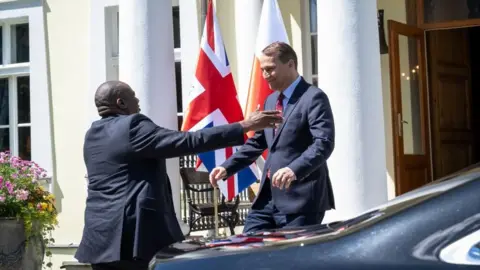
[245,0,289,165]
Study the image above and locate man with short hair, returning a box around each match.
[210,42,335,233]
[75,80,282,270]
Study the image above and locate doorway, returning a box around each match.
[388,21,480,195]
[426,26,480,179]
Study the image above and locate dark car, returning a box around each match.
[149,164,480,269]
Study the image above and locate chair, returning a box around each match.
[180,167,240,235]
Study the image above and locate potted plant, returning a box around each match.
[0,151,58,269]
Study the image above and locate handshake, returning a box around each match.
[238,108,283,133]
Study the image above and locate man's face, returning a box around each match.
[259,53,292,91]
[118,87,140,114]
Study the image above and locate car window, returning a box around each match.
[439,225,480,266]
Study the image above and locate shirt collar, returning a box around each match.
[279,75,301,99]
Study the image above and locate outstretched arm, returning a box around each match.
[129,110,281,159]
[129,114,245,159]
[221,130,268,177]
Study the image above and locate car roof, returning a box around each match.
[152,163,480,264]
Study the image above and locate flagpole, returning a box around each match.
[213,187,219,238]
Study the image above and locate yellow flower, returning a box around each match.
[41,202,48,210]
[45,194,55,203]
[47,203,53,212]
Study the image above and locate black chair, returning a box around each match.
[180,167,240,235]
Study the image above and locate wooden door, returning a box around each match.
[388,20,432,195]
[426,28,474,179]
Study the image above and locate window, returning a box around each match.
[105,5,183,129]
[309,0,318,87]
[0,21,31,160]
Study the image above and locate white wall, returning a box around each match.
[44,0,90,268]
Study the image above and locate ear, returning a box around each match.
[117,98,127,109]
[288,59,294,68]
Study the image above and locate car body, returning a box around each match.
[149,164,480,269]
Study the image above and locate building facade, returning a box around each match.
[1,0,479,267]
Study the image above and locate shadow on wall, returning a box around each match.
[42,0,65,213]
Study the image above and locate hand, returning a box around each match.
[209,166,227,187]
[272,167,296,190]
[239,108,283,132]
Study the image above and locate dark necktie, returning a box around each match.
[267,93,285,180]
[274,93,284,135]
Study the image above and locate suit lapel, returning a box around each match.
[271,79,309,147]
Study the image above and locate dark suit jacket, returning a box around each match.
[221,78,335,214]
[75,113,245,264]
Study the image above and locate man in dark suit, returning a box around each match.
[210,42,335,233]
[75,81,282,270]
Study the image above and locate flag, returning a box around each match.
[181,0,259,201]
[245,0,289,166]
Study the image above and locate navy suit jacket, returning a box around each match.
[75,113,245,263]
[221,78,335,214]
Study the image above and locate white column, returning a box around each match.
[119,0,186,231]
[316,0,388,222]
[234,0,263,111]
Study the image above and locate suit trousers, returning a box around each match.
[91,259,149,270]
[243,199,325,233]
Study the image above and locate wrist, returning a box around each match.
[239,120,252,133]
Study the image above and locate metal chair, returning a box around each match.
[179,167,240,235]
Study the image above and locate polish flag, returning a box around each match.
[245,0,289,162]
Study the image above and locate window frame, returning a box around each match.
[301,0,318,86]
[0,19,31,160]
[0,0,52,191]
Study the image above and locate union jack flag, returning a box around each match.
[181,0,259,201]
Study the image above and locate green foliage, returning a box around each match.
[0,151,58,269]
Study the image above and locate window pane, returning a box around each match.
[424,0,480,23]
[12,23,29,64]
[399,35,423,155]
[175,61,182,112]
[0,78,8,126]
[178,115,183,130]
[18,126,30,160]
[17,76,30,124]
[0,26,3,65]
[311,34,317,76]
[173,7,180,48]
[309,0,317,33]
[0,128,8,153]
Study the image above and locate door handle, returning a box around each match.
[397,113,403,137]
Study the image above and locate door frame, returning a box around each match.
[388,16,480,195]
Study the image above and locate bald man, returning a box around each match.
[75,81,282,270]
